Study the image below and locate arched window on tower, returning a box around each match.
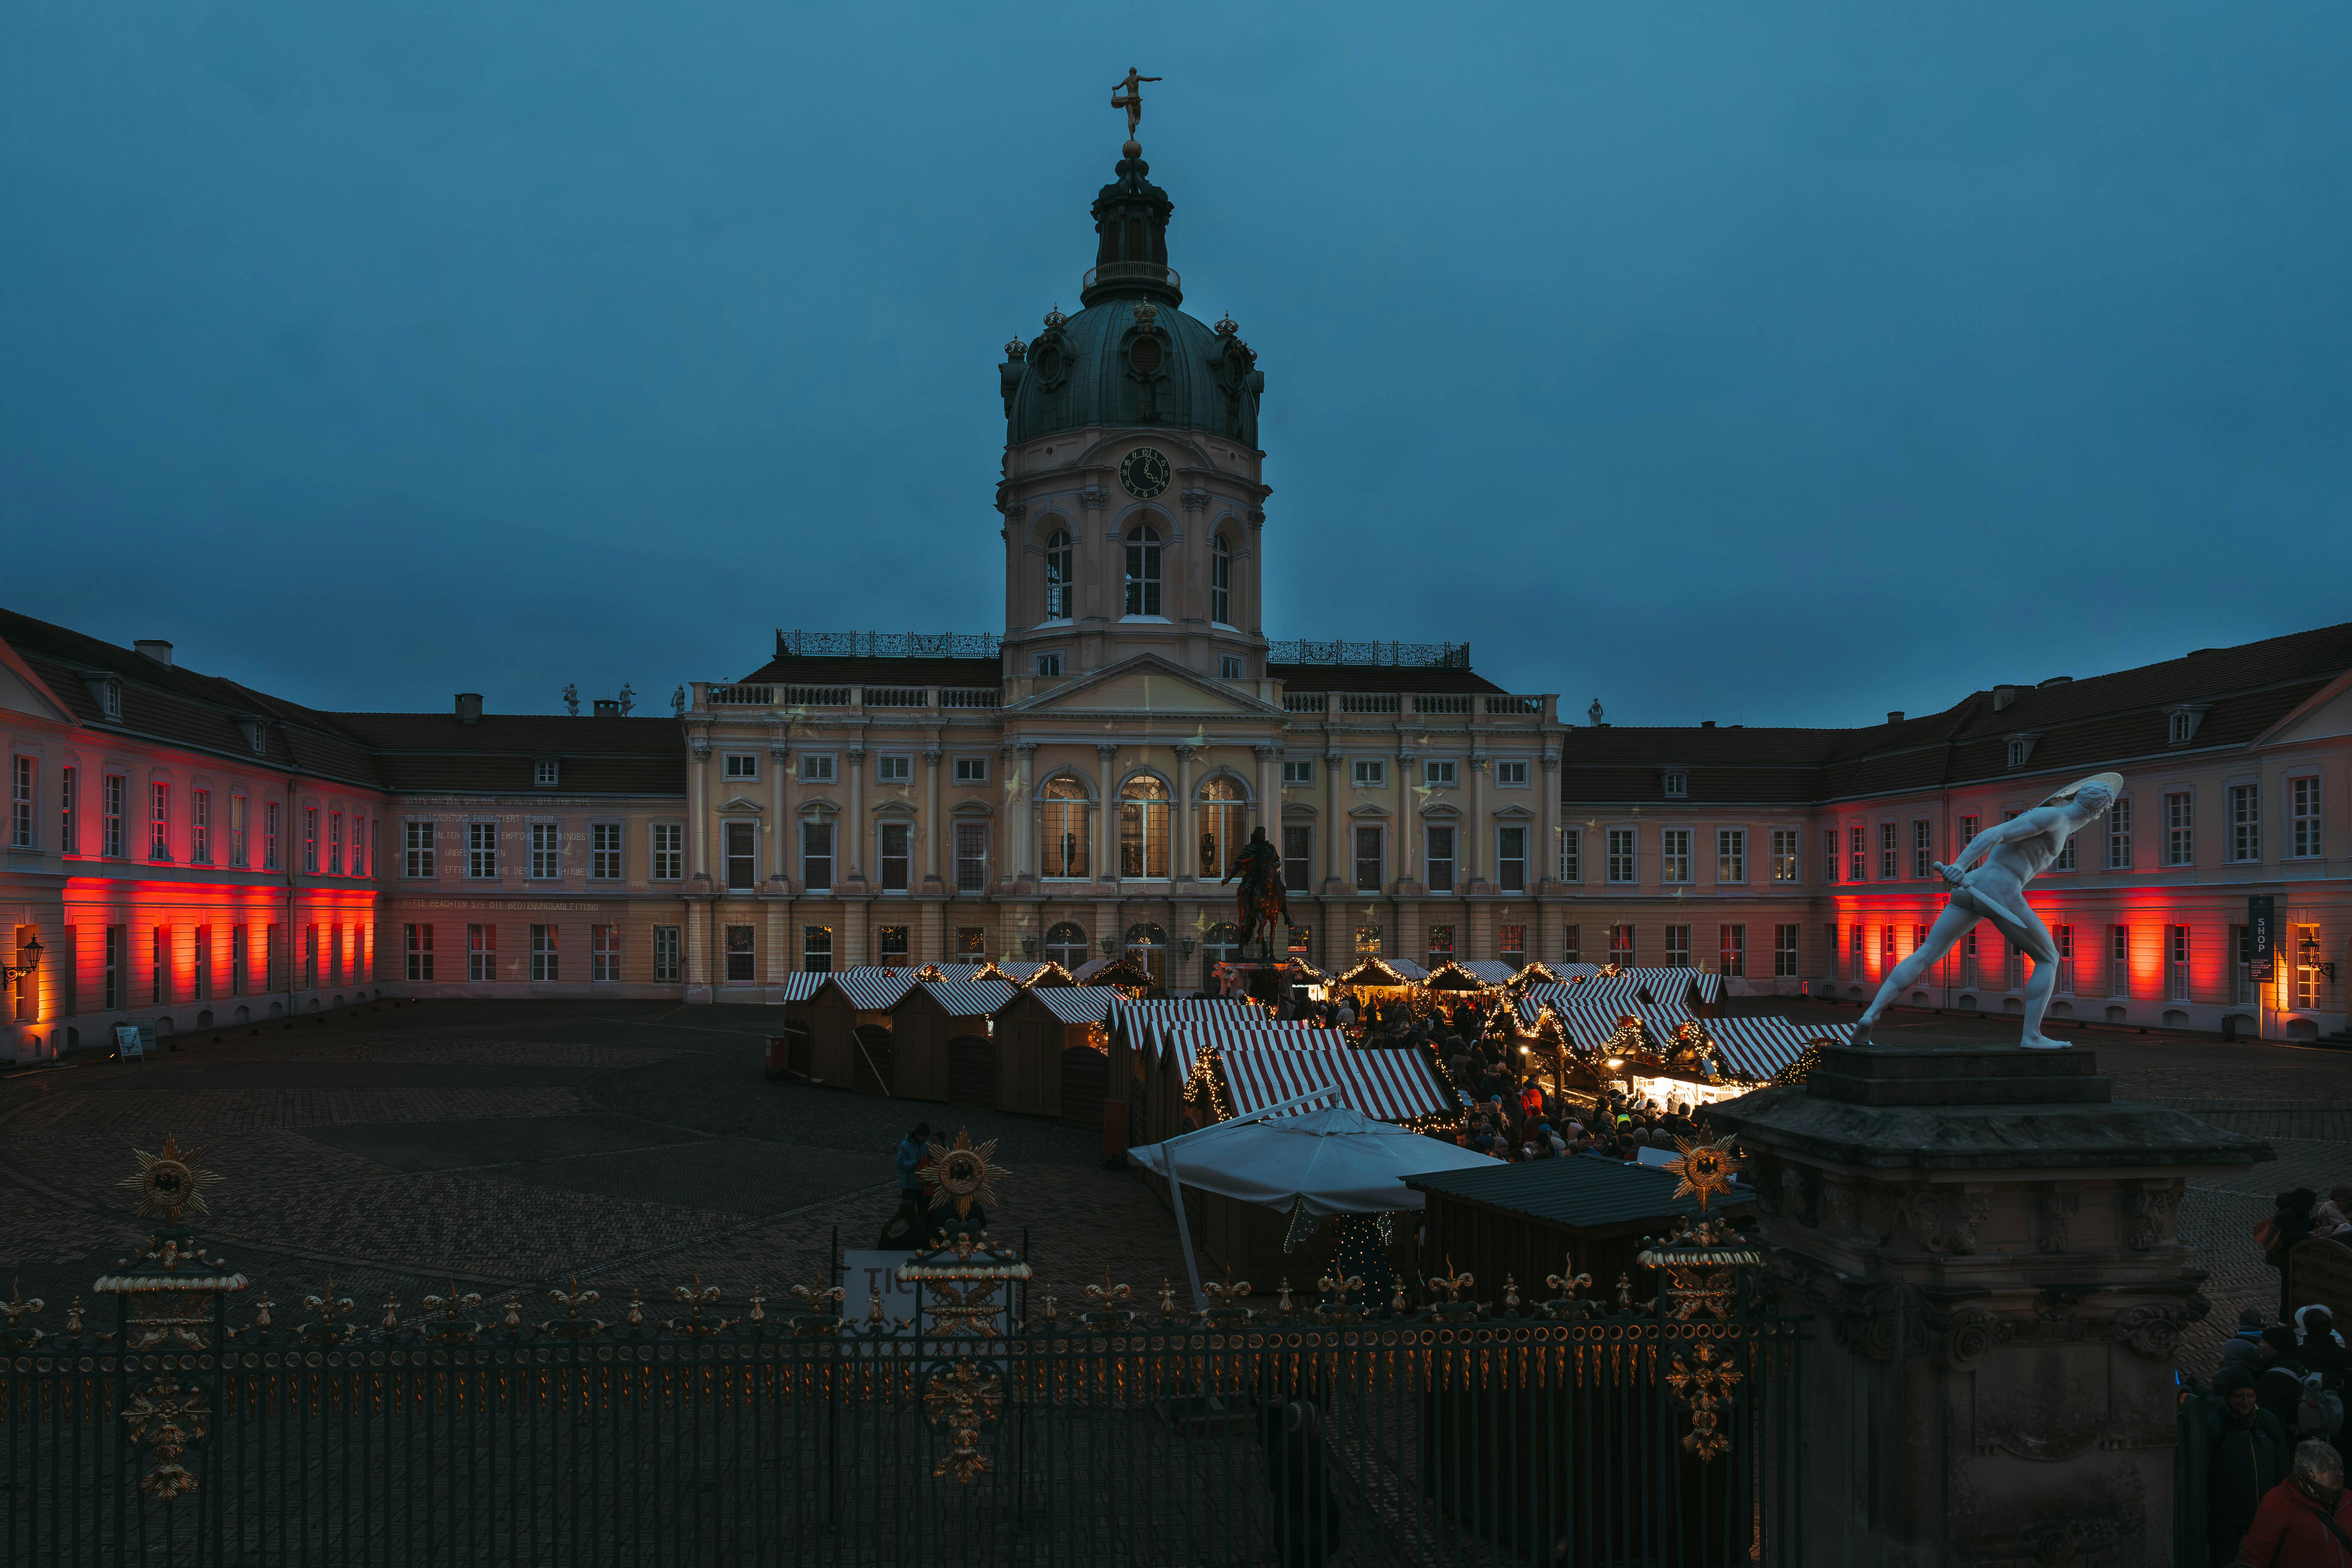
[1124,525,1161,617]
[1041,776,1091,880]
[1210,534,1232,626]
[1197,776,1247,879]
[1120,775,1171,879]
[1044,530,1072,620]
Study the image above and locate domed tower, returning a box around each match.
[995,125,1269,693]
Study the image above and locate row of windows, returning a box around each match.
[400,821,683,881]
[6,759,377,875]
[401,923,676,984]
[1821,920,2324,1006]
[1038,526,1237,624]
[1576,827,1804,886]
[727,753,996,786]
[78,921,361,1010]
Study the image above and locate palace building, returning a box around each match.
[2,124,2347,1059]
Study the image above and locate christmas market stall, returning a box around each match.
[1333,956,1429,1027]
[1402,1155,1756,1328]
[988,983,1125,1125]
[1105,998,1300,1148]
[981,958,1077,988]
[1128,1102,1497,1299]
[886,977,1018,1106]
[763,972,832,1082]
[804,968,920,1095]
[1072,954,1158,997]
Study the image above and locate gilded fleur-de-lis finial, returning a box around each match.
[0,1279,46,1354]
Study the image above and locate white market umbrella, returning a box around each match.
[1128,1099,1499,1305]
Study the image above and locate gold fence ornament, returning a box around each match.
[541,1277,609,1341]
[1082,1269,1133,1330]
[922,1360,1005,1485]
[379,1295,401,1336]
[667,1276,733,1339]
[1638,1216,1766,1323]
[296,1281,359,1348]
[120,1135,224,1224]
[1202,1269,1252,1329]
[1661,1136,1742,1213]
[788,1281,846,1335]
[1664,1342,1744,1462]
[1542,1254,1596,1320]
[121,1376,211,1501]
[421,1281,482,1345]
[917,1128,1008,1225]
[0,1279,46,1354]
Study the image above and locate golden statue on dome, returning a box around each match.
[1112,66,1161,144]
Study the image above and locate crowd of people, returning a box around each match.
[2203,1188,2352,1564]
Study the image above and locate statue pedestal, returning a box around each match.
[1712,1044,2270,1568]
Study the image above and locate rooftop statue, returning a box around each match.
[1852,772,2121,1051]
[1111,66,1161,143]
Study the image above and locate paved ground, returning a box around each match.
[0,1000,1193,1338]
[2,997,2344,1371]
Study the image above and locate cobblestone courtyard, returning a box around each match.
[2,999,2346,1370]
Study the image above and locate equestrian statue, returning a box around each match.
[1222,825,1288,962]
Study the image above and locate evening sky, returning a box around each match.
[4,3,2346,725]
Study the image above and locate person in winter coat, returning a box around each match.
[2235,1438,2352,1566]
[2301,1306,2350,1389]
[2211,1366,2294,1566]
[2222,1309,2275,1375]
[2259,1329,2316,1434]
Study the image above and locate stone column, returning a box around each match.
[844,748,866,887]
[921,746,944,894]
[1095,743,1119,888]
[1466,748,1487,887]
[1015,742,1038,885]
[1253,744,1278,841]
[1173,745,1196,884]
[1712,1044,2269,1568]
[1394,745,1416,891]
[1323,744,1344,895]
[767,729,791,884]
[1541,751,1561,892]
[688,729,712,883]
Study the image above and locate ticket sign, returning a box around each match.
[115,1022,151,1059]
[2248,897,2277,982]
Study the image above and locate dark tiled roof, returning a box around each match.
[327,713,687,796]
[1561,621,2352,805]
[1403,1157,1754,1232]
[1269,663,1507,695]
[738,655,1001,686]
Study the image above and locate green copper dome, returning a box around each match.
[999,144,1263,448]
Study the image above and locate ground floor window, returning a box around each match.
[1354,924,1382,956]
[956,926,985,957]
[406,924,434,981]
[2296,924,2324,1010]
[1609,925,1634,968]
[468,924,496,982]
[1774,924,1798,977]
[1665,925,1690,968]
[1719,924,1744,977]
[655,925,681,982]
[800,926,830,974]
[724,924,753,982]
[301,924,316,991]
[878,926,909,968]
[1286,924,1311,955]
[2053,924,2074,994]
[231,924,248,995]
[1425,924,1453,971]
[1498,924,1525,967]
[192,926,210,1000]
[104,924,123,1010]
[593,924,619,982]
[530,925,559,982]
[2168,926,2191,1001]
[1561,925,1579,965]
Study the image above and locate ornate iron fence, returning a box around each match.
[1,1144,1805,1567]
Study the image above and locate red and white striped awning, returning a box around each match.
[1696,1017,1852,1083]
[1017,985,1125,1024]
[1158,1020,1330,1078]
[1110,998,1296,1066]
[827,968,920,1012]
[915,978,1018,1018]
[1219,1046,1454,1124]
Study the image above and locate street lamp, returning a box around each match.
[1,935,41,987]
[2301,930,2338,983]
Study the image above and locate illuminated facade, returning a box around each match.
[4,127,2345,1058]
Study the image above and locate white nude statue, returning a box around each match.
[1852,772,2121,1051]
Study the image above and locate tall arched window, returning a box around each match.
[1124,525,1161,616]
[1119,775,1171,879]
[1197,776,1247,879]
[1125,921,1168,986]
[1041,775,1091,879]
[1044,921,1088,971]
[1201,921,1243,970]
[1044,530,1072,620]
[1210,534,1232,625]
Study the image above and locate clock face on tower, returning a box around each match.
[1119,447,1172,500]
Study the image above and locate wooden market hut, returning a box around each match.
[803,969,920,1095]
[1403,1158,1756,1313]
[982,958,1077,988]
[887,977,1018,1106]
[1335,956,1427,1026]
[986,983,1124,1124]
[1503,959,1566,991]
[1072,954,1157,996]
